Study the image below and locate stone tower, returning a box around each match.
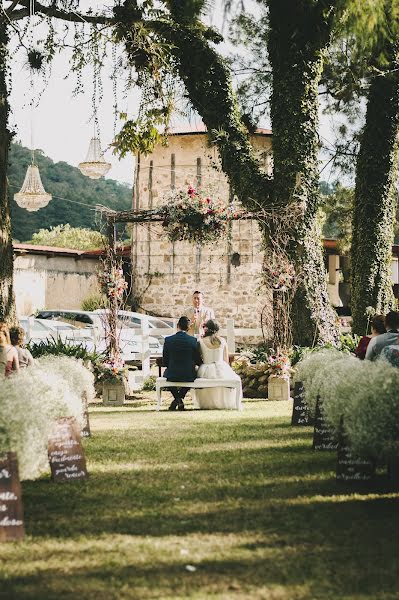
[131,126,273,328]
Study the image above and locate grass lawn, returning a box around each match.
[1,393,399,600]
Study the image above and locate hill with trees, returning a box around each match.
[8,142,132,242]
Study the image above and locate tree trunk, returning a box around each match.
[267,0,338,345]
[0,21,16,324]
[350,68,399,334]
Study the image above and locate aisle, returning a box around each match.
[2,398,399,600]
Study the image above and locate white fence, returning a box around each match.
[138,317,263,379]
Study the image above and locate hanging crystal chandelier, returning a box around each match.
[78,137,111,179]
[14,164,52,212]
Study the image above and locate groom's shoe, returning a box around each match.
[168,400,178,411]
[177,402,185,411]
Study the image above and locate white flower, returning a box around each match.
[0,356,94,480]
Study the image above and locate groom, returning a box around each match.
[162,316,202,410]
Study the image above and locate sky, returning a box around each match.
[8,1,346,188]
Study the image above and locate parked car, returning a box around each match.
[19,317,59,344]
[95,309,173,344]
[19,317,101,348]
[34,309,162,364]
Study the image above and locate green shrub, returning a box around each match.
[142,375,157,391]
[28,338,104,362]
[81,293,107,311]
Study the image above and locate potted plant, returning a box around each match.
[94,358,128,406]
[267,352,292,401]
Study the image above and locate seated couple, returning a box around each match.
[162,316,241,411]
[355,311,399,362]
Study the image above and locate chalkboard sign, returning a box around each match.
[337,421,375,482]
[291,381,314,426]
[48,417,88,483]
[81,393,91,438]
[312,397,337,451]
[0,452,24,542]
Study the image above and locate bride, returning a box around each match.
[193,319,242,410]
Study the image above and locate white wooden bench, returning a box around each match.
[156,377,243,411]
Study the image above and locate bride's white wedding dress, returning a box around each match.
[193,338,242,409]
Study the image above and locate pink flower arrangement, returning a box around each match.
[98,267,128,301]
[264,263,295,292]
[267,352,291,376]
[161,186,242,245]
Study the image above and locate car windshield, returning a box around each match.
[20,319,51,332]
[149,319,171,329]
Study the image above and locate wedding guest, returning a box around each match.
[185,290,215,337]
[365,311,399,361]
[9,325,34,369]
[162,316,202,410]
[354,314,386,360]
[0,322,19,375]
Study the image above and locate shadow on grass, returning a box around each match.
[4,500,399,600]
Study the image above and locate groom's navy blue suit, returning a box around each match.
[163,331,202,408]
[163,331,202,381]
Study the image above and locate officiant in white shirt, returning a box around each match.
[185,290,215,337]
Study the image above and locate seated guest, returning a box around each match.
[0,322,19,375]
[162,316,202,411]
[365,311,399,361]
[380,342,399,368]
[354,315,386,360]
[9,325,34,368]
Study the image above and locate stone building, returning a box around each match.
[131,126,273,328]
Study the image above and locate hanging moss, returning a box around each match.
[351,63,399,334]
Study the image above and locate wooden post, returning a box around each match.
[226,318,235,354]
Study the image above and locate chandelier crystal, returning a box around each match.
[78,137,111,179]
[14,164,52,212]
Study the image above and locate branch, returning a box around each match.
[7,0,112,24]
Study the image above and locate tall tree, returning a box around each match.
[0,22,15,323]
[351,49,399,333]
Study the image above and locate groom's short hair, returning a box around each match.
[177,316,190,331]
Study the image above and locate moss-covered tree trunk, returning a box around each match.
[350,67,399,334]
[266,1,338,345]
[0,21,15,324]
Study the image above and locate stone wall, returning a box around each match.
[132,131,273,329]
[13,248,100,316]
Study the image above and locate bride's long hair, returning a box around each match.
[203,319,222,347]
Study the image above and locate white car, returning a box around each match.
[95,309,173,345]
[34,309,162,364]
[19,317,101,348]
[19,317,58,344]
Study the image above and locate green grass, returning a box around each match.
[1,394,399,600]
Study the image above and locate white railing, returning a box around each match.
[137,317,263,378]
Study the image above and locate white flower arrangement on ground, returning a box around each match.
[0,356,91,480]
[343,360,399,460]
[295,349,399,460]
[36,355,95,402]
[294,348,343,415]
